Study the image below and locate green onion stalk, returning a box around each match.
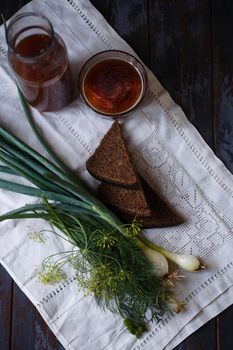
[0,89,176,337]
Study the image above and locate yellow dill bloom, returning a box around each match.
[125,218,143,238]
[93,229,119,248]
[27,227,47,243]
[37,263,67,285]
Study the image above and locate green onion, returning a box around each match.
[0,165,17,175]
[139,236,203,272]
[0,88,179,337]
[18,86,74,177]
[0,122,124,233]
[0,178,91,210]
[0,14,7,38]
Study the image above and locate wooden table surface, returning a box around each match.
[0,1,233,349]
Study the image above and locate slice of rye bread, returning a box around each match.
[98,182,152,217]
[86,121,139,187]
[117,178,185,228]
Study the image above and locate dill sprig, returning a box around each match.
[0,90,173,337]
[38,262,67,285]
[28,199,171,337]
[27,226,47,243]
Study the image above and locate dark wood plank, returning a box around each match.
[212,1,233,347]
[216,305,233,350]
[92,0,150,65]
[148,1,216,349]
[11,283,64,350]
[0,0,232,349]
[0,265,13,350]
[89,0,111,21]
[0,1,64,348]
[212,0,233,172]
[0,0,29,20]
[149,0,214,147]
[176,319,217,350]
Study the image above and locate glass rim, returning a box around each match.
[6,12,55,60]
[78,50,148,118]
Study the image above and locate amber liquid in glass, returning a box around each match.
[9,33,72,112]
[83,59,142,115]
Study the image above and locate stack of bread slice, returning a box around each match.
[86,121,183,228]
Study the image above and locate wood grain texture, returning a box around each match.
[0,0,233,349]
[176,320,217,350]
[0,265,13,350]
[89,0,111,21]
[0,0,29,20]
[11,283,64,350]
[0,3,65,350]
[149,0,213,147]
[148,2,217,349]
[212,0,233,172]
[216,305,233,350]
[101,0,150,65]
[212,1,233,347]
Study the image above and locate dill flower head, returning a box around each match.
[37,263,67,285]
[27,227,47,243]
[125,218,143,238]
[93,229,119,248]
[76,263,129,301]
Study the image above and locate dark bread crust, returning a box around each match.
[114,178,184,228]
[98,182,152,217]
[87,121,184,228]
[117,212,184,228]
[86,122,138,187]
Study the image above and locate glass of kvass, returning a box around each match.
[78,50,147,118]
[6,12,73,112]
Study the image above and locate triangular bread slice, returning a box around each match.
[86,122,138,187]
[87,121,184,228]
[116,178,184,228]
[98,182,152,217]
